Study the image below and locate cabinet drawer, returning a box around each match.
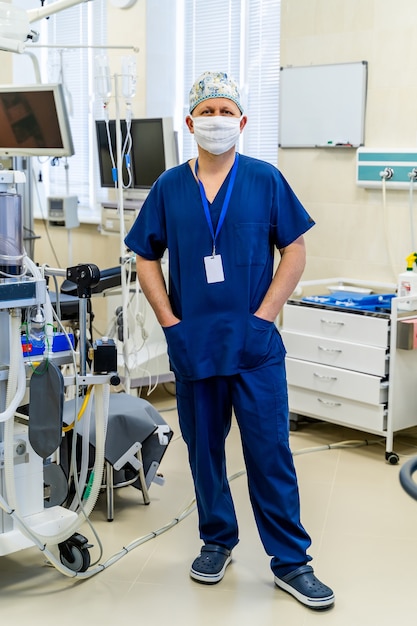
[282,330,388,376]
[288,385,386,432]
[283,304,389,347]
[285,357,388,405]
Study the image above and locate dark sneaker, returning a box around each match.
[190,544,232,584]
[274,565,335,609]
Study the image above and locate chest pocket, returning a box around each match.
[234,223,270,266]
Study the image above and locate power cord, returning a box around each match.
[39,435,383,579]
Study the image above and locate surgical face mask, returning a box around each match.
[191,115,242,155]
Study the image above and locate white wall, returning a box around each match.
[145,0,178,117]
[279,0,417,284]
[104,0,147,119]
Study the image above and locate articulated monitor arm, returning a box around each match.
[0,0,91,53]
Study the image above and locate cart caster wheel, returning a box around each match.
[58,533,91,572]
[385,452,399,465]
[289,420,298,432]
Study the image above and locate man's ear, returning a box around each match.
[185,115,194,133]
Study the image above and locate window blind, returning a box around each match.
[182,0,280,166]
[44,0,107,208]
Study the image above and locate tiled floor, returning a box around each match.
[1,383,417,625]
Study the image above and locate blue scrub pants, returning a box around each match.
[175,362,312,576]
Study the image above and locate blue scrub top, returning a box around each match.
[125,153,314,381]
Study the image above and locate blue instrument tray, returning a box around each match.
[301,291,396,312]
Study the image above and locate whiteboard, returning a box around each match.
[279,61,367,148]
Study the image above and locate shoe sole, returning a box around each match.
[274,576,335,609]
[190,555,232,584]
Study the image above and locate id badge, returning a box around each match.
[204,254,225,283]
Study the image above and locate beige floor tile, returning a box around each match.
[1,385,417,626]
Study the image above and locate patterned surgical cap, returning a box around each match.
[189,71,243,114]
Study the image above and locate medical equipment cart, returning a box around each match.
[281,278,417,463]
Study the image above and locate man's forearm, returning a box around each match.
[135,256,180,327]
[254,236,306,322]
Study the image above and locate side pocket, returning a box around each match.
[162,321,191,378]
[239,314,285,369]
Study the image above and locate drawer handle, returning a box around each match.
[317,398,342,407]
[318,346,342,353]
[313,372,338,381]
[320,318,345,326]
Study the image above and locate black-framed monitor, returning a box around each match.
[0,83,74,157]
[96,119,130,189]
[96,117,178,197]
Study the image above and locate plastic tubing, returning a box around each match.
[75,383,109,517]
[0,311,26,423]
[409,176,416,253]
[3,310,27,511]
[3,254,54,531]
[23,255,54,356]
[0,382,110,549]
[68,386,94,512]
[381,176,398,280]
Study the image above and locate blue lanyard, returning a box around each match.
[195,153,239,256]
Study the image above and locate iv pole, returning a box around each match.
[94,51,136,393]
[1,1,137,392]
[114,72,129,392]
[111,65,135,394]
[26,44,138,271]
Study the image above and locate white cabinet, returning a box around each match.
[281,280,417,463]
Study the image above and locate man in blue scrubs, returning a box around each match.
[125,71,334,610]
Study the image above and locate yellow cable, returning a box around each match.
[62,385,93,433]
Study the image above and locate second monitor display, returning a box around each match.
[96,117,178,190]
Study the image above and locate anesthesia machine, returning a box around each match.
[0,169,116,575]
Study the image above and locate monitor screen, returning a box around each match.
[96,117,178,190]
[0,83,74,158]
[131,118,168,188]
